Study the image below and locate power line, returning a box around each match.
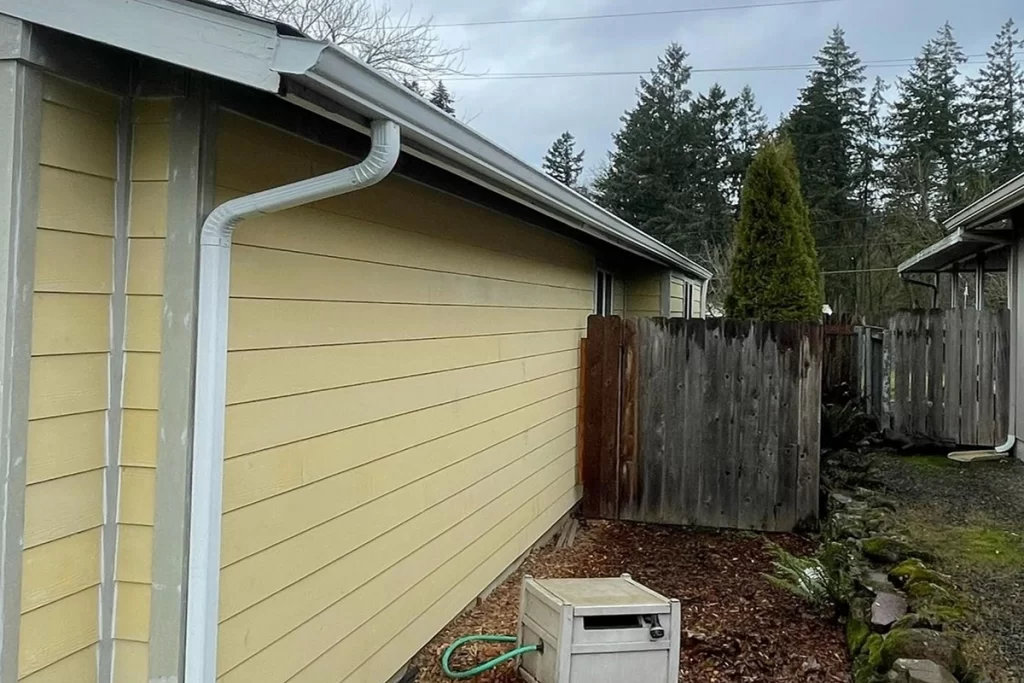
[429,0,841,28]
[449,55,998,81]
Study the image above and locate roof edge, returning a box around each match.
[944,171,1024,232]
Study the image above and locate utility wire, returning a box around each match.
[449,55,999,81]
[429,0,841,28]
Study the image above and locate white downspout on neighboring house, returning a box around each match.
[183,119,401,683]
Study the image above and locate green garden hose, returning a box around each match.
[441,634,541,679]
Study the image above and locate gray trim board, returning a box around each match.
[99,94,133,683]
[0,59,42,683]
[147,90,216,683]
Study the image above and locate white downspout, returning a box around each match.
[183,119,401,683]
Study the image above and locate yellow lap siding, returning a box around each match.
[224,348,578,459]
[114,583,151,642]
[128,182,169,237]
[118,468,156,526]
[39,102,117,179]
[125,295,162,352]
[216,112,590,683]
[34,229,113,294]
[112,641,148,683]
[115,525,153,584]
[27,354,108,420]
[26,411,106,484]
[18,645,98,683]
[219,408,577,616]
[36,167,115,236]
[21,529,101,613]
[30,294,110,356]
[226,329,582,405]
[120,409,158,467]
[23,471,104,549]
[18,587,100,677]
[122,352,160,410]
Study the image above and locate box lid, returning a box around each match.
[530,576,673,616]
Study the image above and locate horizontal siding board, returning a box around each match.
[230,245,591,310]
[42,76,118,119]
[34,230,113,294]
[113,583,151,642]
[128,182,168,237]
[37,167,115,236]
[112,641,147,683]
[126,238,165,295]
[626,294,661,315]
[18,644,97,683]
[223,387,576,515]
[115,525,153,584]
[120,409,159,468]
[222,374,577,513]
[118,468,156,526]
[18,587,100,677]
[131,123,171,182]
[122,352,160,410]
[218,456,575,681]
[26,411,106,484]
[124,295,162,352]
[224,349,578,457]
[228,299,587,351]
[23,470,104,549]
[30,293,110,356]
[227,329,581,405]
[220,412,576,617]
[21,529,101,613]
[346,487,576,683]
[40,103,117,179]
[28,354,109,420]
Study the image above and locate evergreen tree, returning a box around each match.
[542,132,585,187]
[429,80,455,115]
[688,84,739,247]
[967,19,1024,187]
[726,138,824,321]
[886,23,968,219]
[595,44,698,253]
[403,79,424,96]
[729,85,769,200]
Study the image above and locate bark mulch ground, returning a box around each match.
[412,520,849,683]
[871,453,1024,682]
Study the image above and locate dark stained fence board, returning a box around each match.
[581,317,606,518]
[637,317,667,524]
[774,325,801,532]
[681,320,706,526]
[698,321,725,527]
[618,319,640,519]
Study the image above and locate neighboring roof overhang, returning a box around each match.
[944,171,1024,233]
[898,226,1012,274]
[0,0,710,280]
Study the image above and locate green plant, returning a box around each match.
[764,541,853,614]
[724,136,824,322]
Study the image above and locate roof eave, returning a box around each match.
[944,171,1024,232]
[272,37,711,280]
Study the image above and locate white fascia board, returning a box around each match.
[0,0,281,91]
[944,171,1024,233]
[273,37,712,280]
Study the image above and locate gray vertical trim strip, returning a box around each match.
[0,60,41,683]
[99,95,133,683]
[148,90,215,683]
[660,272,672,317]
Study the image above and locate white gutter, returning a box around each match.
[183,119,401,683]
[943,171,1024,233]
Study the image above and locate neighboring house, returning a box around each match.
[899,171,1024,460]
[0,3,710,683]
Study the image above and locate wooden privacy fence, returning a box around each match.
[823,321,885,419]
[886,309,1010,447]
[582,316,822,533]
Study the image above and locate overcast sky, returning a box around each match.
[399,0,1019,177]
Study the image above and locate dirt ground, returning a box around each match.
[412,520,848,682]
[871,453,1024,682]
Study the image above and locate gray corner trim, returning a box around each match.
[660,272,672,318]
[99,94,132,683]
[147,90,216,683]
[0,60,41,683]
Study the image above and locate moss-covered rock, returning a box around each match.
[879,628,968,678]
[906,582,957,611]
[848,614,871,655]
[889,559,955,589]
[892,613,944,632]
[861,536,933,565]
[853,633,886,683]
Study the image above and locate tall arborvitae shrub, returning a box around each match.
[725,137,824,321]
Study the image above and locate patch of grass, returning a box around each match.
[944,527,1024,569]
[896,455,960,470]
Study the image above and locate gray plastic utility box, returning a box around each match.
[517,574,681,683]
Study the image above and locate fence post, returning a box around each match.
[881,328,892,430]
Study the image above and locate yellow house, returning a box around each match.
[0,3,710,683]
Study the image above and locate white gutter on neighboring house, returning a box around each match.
[183,119,401,683]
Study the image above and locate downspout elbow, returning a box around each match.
[199,118,401,247]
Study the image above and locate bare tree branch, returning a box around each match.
[227,0,465,82]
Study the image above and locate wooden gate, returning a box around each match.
[886,309,1010,447]
[581,316,822,532]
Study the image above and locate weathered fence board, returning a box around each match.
[883,309,1009,447]
[581,316,822,532]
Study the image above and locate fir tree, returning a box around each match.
[726,138,823,322]
[967,19,1024,187]
[688,84,739,248]
[729,85,768,200]
[595,43,697,253]
[429,80,455,115]
[886,23,968,219]
[403,79,424,96]
[542,132,585,187]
